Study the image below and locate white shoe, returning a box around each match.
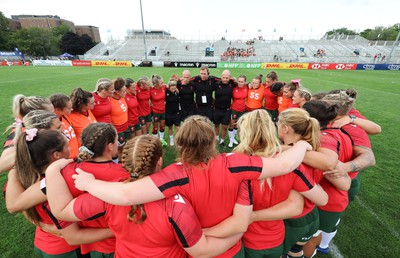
[228,141,233,148]
[232,138,239,145]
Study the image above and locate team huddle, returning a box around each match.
[1,66,379,258]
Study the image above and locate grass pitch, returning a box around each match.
[0,66,399,257]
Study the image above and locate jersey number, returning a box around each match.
[250,92,260,100]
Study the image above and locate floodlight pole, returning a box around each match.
[140,0,148,61]
[387,30,400,63]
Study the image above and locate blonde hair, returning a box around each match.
[295,88,312,102]
[122,135,162,179]
[14,110,58,141]
[322,91,355,116]
[137,76,150,88]
[122,135,162,223]
[278,108,320,151]
[5,95,52,134]
[151,74,163,86]
[12,94,52,119]
[168,79,177,88]
[175,115,218,165]
[234,109,281,157]
[95,78,113,92]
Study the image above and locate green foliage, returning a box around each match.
[60,31,92,55]
[0,66,399,258]
[51,24,72,49]
[0,11,11,50]
[326,24,400,41]
[10,27,60,56]
[326,27,357,36]
[361,24,400,40]
[51,24,72,38]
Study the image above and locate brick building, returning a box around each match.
[9,15,101,42]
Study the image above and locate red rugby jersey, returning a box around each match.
[125,93,139,126]
[263,86,279,110]
[73,193,203,258]
[231,86,248,112]
[244,164,315,250]
[150,85,166,114]
[92,92,112,123]
[150,153,263,257]
[61,161,129,254]
[318,129,354,212]
[136,85,151,117]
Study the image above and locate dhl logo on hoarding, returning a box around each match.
[262,63,281,69]
[262,63,308,69]
[91,61,131,67]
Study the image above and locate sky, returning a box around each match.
[2,0,399,42]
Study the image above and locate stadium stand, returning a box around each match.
[82,33,400,63]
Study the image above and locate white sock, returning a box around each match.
[170,135,174,141]
[319,230,337,248]
[216,135,220,141]
[159,131,164,140]
[228,130,234,142]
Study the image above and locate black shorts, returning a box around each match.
[197,106,213,122]
[213,108,231,125]
[180,106,197,122]
[166,113,181,127]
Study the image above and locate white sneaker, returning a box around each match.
[228,141,233,148]
[232,138,239,145]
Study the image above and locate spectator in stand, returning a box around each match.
[50,94,79,159]
[136,76,152,134]
[263,71,280,122]
[92,78,113,123]
[292,88,312,108]
[177,70,196,122]
[68,88,96,146]
[125,78,142,138]
[213,70,236,147]
[165,80,181,146]
[150,75,167,146]
[192,65,219,122]
[245,75,264,111]
[110,77,129,150]
[228,75,248,148]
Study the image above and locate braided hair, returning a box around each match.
[122,135,162,223]
[77,123,116,161]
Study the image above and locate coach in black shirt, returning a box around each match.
[214,70,236,146]
[192,65,220,121]
[178,70,196,122]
